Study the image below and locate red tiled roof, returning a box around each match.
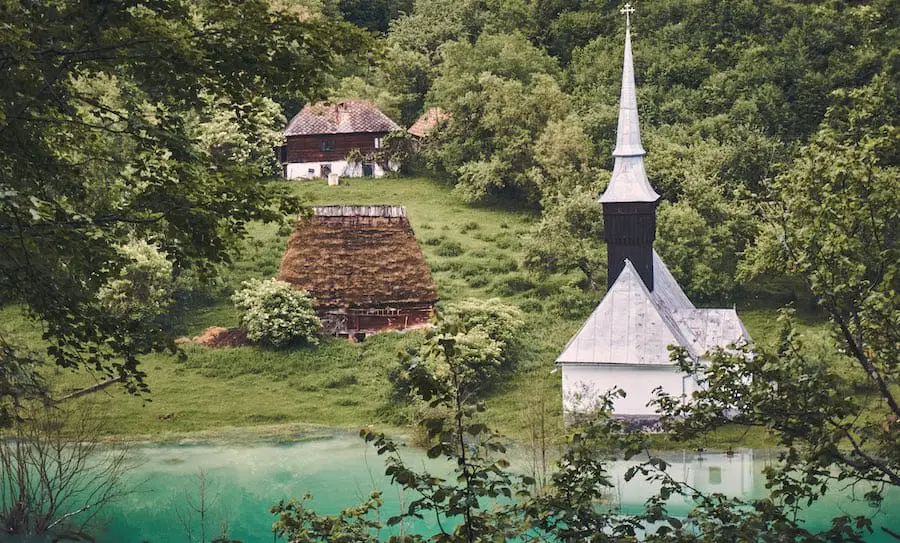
[284,100,401,136]
[407,107,450,138]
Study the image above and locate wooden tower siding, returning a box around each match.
[278,205,438,337]
[603,201,658,291]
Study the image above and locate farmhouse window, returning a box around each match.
[374,137,383,149]
[321,139,335,151]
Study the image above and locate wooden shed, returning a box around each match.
[277,205,438,337]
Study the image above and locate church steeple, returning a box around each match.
[600,3,660,291]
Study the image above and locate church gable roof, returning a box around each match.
[673,309,752,356]
[649,250,694,311]
[557,255,750,366]
[556,261,683,365]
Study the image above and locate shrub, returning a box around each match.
[492,273,535,296]
[485,255,518,274]
[519,299,543,314]
[231,278,321,347]
[442,298,524,360]
[98,239,174,324]
[276,222,294,237]
[465,274,491,289]
[547,285,602,320]
[435,240,464,257]
[459,221,480,234]
[388,298,524,402]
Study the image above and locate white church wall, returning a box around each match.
[561,363,692,416]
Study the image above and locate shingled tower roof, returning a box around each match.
[284,100,401,136]
[599,9,660,204]
[277,206,438,309]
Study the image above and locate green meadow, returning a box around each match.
[1,177,828,446]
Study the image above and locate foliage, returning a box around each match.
[0,0,370,401]
[655,174,756,302]
[651,73,900,540]
[97,239,175,325]
[281,333,674,542]
[232,279,321,348]
[338,0,413,34]
[272,491,385,542]
[524,184,606,290]
[425,33,567,205]
[389,298,523,402]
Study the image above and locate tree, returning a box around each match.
[97,239,176,325]
[653,74,899,541]
[0,404,132,539]
[523,184,607,291]
[389,298,523,402]
[0,1,369,402]
[338,0,413,34]
[425,32,569,205]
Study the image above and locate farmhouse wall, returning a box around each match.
[285,133,386,163]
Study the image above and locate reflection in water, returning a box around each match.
[604,450,758,512]
[73,435,895,542]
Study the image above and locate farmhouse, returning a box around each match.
[557,7,750,420]
[277,205,438,337]
[280,100,402,179]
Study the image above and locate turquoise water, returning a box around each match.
[60,433,899,541]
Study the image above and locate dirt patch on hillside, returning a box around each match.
[176,326,249,348]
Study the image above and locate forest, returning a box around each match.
[0,0,897,541]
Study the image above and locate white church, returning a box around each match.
[557,6,750,420]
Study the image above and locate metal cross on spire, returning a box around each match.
[621,3,635,29]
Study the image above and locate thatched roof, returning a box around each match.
[277,205,438,309]
[285,100,401,136]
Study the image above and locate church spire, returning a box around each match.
[600,4,659,291]
[600,3,659,204]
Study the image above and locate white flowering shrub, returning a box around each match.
[98,239,174,323]
[231,278,321,347]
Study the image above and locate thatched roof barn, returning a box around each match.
[277,205,438,336]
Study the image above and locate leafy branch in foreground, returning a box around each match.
[0,1,371,402]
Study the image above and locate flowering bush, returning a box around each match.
[98,239,174,324]
[231,278,321,347]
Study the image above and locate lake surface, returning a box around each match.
[77,432,897,542]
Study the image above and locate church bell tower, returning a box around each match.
[600,3,660,291]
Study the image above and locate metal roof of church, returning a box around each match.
[556,253,750,366]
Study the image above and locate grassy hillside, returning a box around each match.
[1,177,825,444]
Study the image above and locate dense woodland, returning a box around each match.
[321,0,899,305]
[0,0,898,541]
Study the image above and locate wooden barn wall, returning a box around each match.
[318,304,434,336]
[285,133,387,163]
